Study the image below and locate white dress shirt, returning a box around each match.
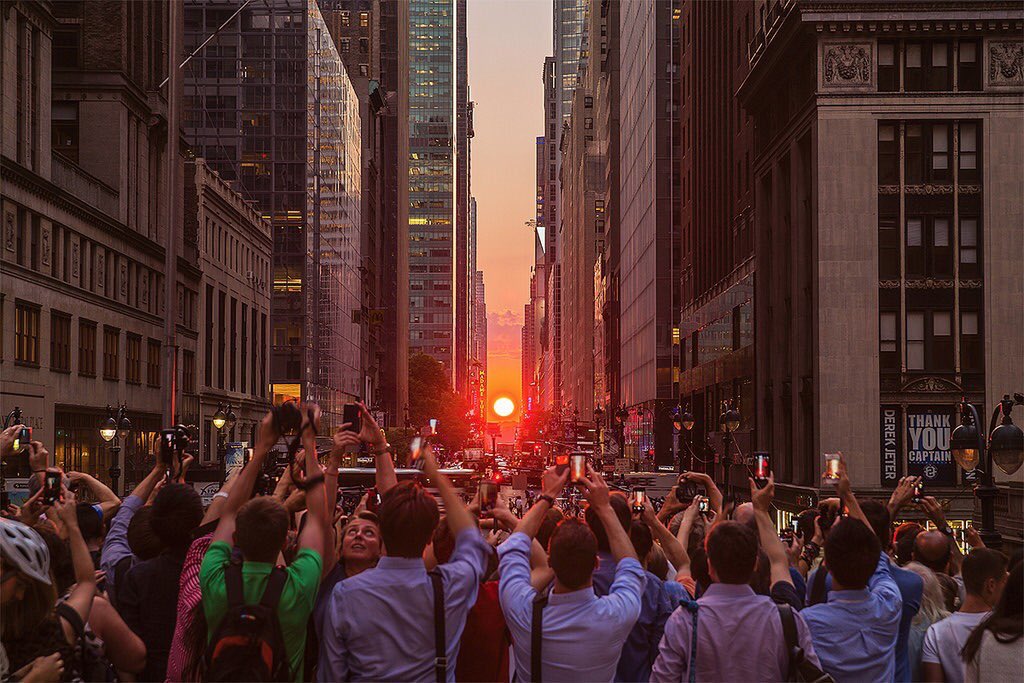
[497,532,646,682]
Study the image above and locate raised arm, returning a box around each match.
[211,412,277,546]
[53,492,97,643]
[296,404,327,558]
[836,452,868,527]
[360,404,397,494]
[642,498,689,574]
[581,468,637,562]
[66,471,121,520]
[681,471,723,517]
[513,466,567,539]
[421,442,475,535]
[886,475,920,520]
[750,474,793,587]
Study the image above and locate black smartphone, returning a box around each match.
[631,488,646,513]
[479,480,498,514]
[43,469,62,506]
[343,404,362,433]
[676,479,698,501]
[752,452,770,487]
[913,481,924,504]
[780,527,794,543]
[366,486,380,513]
[13,425,31,452]
[158,429,177,466]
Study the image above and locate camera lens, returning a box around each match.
[275,402,302,435]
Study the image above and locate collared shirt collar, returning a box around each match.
[547,585,597,606]
[827,588,871,603]
[701,582,756,599]
[376,556,427,572]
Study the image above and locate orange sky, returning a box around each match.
[468,0,550,421]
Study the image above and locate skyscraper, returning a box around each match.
[183,0,362,428]
[407,0,471,394]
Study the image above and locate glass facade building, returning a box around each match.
[184,0,362,426]
[408,0,458,372]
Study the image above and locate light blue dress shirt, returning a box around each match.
[497,532,645,682]
[317,527,490,682]
[98,493,145,605]
[802,553,903,683]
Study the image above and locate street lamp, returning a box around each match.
[719,400,741,495]
[951,393,1024,549]
[99,404,131,495]
[213,403,235,482]
[673,404,696,473]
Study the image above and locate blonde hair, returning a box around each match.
[0,571,58,640]
[904,561,951,625]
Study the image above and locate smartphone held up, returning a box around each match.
[478,480,498,514]
[570,453,587,482]
[752,451,770,487]
[823,453,841,485]
[631,487,646,513]
[43,469,62,506]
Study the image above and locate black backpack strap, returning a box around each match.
[530,589,550,682]
[777,603,798,653]
[428,569,446,683]
[226,559,245,609]
[808,565,828,607]
[260,567,288,610]
[56,601,86,640]
[776,603,834,683]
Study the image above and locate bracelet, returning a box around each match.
[536,494,555,508]
[213,491,229,500]
[370,443,392,456]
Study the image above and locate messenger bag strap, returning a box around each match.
[530,589,550,682]
[225,559,244,609]
[428,569,446,683]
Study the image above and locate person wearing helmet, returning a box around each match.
[1,491,97,681]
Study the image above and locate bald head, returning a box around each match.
[913,530,952,574]
[733,502,756,531]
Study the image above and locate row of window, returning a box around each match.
[880,309,982,373]
[878,215,982,280]
[203,215,270,284]
[203,285,268,399]
[878,40,982,93]
[10,300,162,385]
[7,204,176,323]
[878,121,981,185]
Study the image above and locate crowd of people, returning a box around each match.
[1,404,1021,682]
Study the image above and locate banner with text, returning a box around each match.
[880,406,902,488]
[906,406,957,486]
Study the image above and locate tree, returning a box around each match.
[408,353,472,454]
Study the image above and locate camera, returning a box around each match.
[12,425,31,452]
[675,478,698,501]
[912,481,924,504]
[273,401,303,436]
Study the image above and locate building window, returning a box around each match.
[906,312,925,370]
[79,320,96,377]
[340,37,350,53]
[52,102,79,163]
[359,11,369,27]
[932,311,953,370]
[959,216,980,277]
[905,41,951,91]
[878,41,898,91]
[50,312,71,373]
[905,122,950,183]
[880,312,899,371]
[959,122,979,183]
[146,339,160,387]
[960,311,982,372]
[359,37,369,54]
[958,40,981,91]
[126,334,142,384]
[931,124,950,176]
[878,205,899,279]
[877,123,898,183]
[340,10,349,26]
[102,327,119,380]
[183,349,196,394]
[52,28,81,68]
[15,302,40,366]
[905,216,952,278]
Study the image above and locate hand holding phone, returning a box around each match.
[631,488,646,513]
[752,452,770,488]
[570,454,586,483]
[698,496,710,515]
[912,481,924,504]
[479,480,498,514]
[12,426,31,453]
[823,453,841,485]
[43,469,62,506]
[343,404,362,434]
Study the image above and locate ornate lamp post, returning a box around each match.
[718,400,741,495]
[213,403,236,482]
[99,404,131,495]
[673,404,695,473]
[951,393,1024,548]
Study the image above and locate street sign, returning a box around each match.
[614,458,630,474]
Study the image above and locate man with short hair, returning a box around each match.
[498,466,645,682]
[921,548,1008,683]
[586,493,674,681]
[801,458,902,683]
[201,407,330,681]
[318,438,490,681]
[119,481,205,682]
[651,519,820,681]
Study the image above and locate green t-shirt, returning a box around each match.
[199,541,322,681]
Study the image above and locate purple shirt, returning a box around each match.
[651,583,820,682]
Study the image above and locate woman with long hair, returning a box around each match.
[962,560,1023,682]
[903,560,951,681]
[1,492,97,681]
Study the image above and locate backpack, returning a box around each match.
[203,562,291,682]
[55,601,116,682]
[776,604,834,682]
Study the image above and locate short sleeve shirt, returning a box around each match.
[200,541,323,681]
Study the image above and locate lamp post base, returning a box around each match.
[975,483,1001,549]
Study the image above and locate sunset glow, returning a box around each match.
[493,397,515,418]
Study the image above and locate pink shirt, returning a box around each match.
[165,534,213,682]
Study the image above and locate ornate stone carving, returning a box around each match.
[988,41,1024,86]
[41,226,50,266]
[957,185,982,194]
[879,280,901,289]
[4,211,14,252]
[904,184,954,195]
[120,261,127,297]
[902,376,962,393]
[141,273,149,305]
[959,279,983,288]
[71,240,79,278]
[906,278,954,289]
[823,43,872,86]
[96,250,105,290]
[878,185,900,195]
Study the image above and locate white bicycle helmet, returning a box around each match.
[0,517,51,585]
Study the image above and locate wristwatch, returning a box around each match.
[938,524,954,536]
[370,443,392,456]
[536,494,555,508]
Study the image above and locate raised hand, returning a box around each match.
[541,465,569,499]
[579,466,610,509]
[750,472,775,513]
